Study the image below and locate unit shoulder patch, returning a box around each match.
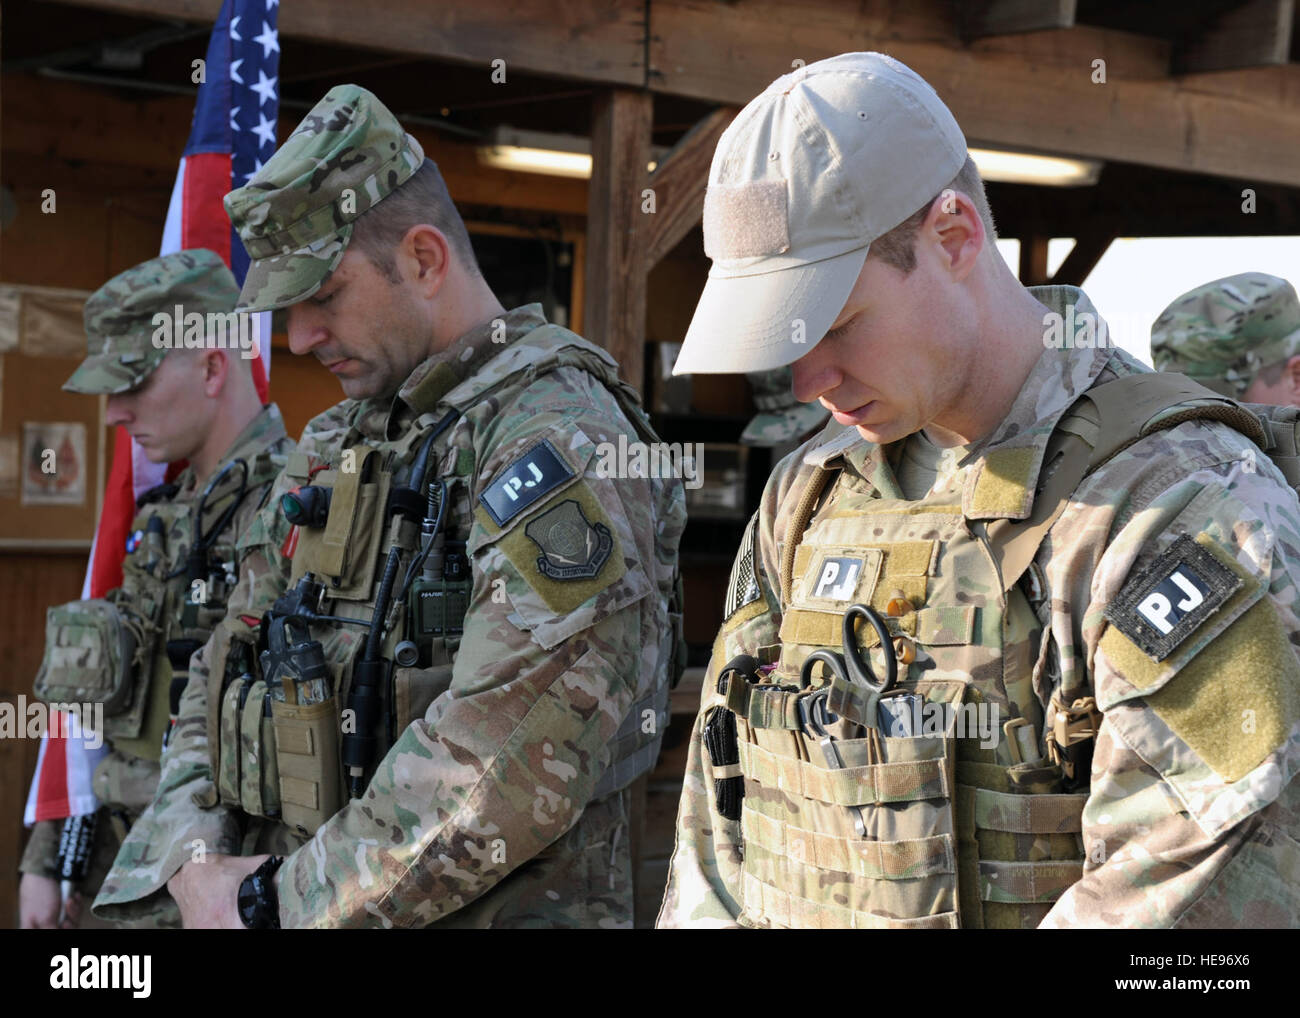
[1104,533,1242,661]
[479,439,575,527]
[524,499,612,581]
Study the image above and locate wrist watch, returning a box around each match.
[237,855,283,929]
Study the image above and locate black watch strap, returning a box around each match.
[237,855,283,929]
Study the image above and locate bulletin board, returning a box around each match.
[0,285,105,548]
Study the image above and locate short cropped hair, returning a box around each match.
[348,158,482,282]
[868,156,997,274]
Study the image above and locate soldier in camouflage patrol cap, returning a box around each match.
[20,250,292,928]
[96,85,685,928]
[659,52,1300,929]
[740,366,832,448]
[1151,272,1300,403]
[63,249,241,395]
[223,83,424,312]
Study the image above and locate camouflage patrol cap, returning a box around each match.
[1151,272,1300,398]
[740,365,831,447]
[64,249,239,395]
[224,83,425,312]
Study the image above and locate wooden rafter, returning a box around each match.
[644,107,738,267]
[959,0,1077,40]
[48,0,1300,187]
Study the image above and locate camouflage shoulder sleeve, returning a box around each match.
[658,445,804,927]
[94,428,300,922]
[275,390,674,927]
[1040,423,1300,928]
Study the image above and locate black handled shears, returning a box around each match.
[798,603,898,730]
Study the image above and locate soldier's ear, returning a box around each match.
[1285,355,1300,403]
[201,348,230,397]
[403,224,451,298]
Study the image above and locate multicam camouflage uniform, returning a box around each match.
[1151,273,1300,398]
[659,287,1300,928]
[20,251,292,925]
[95,86,686,929]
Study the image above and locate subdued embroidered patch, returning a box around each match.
[725,512,765,622]
[703,181,790,260]
[524,498,612,581]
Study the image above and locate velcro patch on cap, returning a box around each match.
[703,181,790,260]
[479,439,575,527]
[1104,534,1242,661]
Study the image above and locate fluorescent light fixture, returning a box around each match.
[969,147,1101,186]
[479,144,593,178]
[478,126,592,178]
[477,126,663,179]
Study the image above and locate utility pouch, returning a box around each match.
[238,680,280,819]
[391,664,453,734]
[216,675,248,807]
[289,446,391,600]
[34,599,148,725]
[271,694,343,837]
[736,674,967,929]
[203,632,252,809]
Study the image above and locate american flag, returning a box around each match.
[25,0,280,827]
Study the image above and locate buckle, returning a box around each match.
[1045,692,1102,779]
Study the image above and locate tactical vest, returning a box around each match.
[208,324,685,838]
[715,372,1274,929]
[35,450,284,765]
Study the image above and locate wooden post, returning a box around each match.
[1019,235,1050,286]
[585,89,653,394]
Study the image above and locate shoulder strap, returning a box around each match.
[1240,402,1300,490]
[985,372,1267,594]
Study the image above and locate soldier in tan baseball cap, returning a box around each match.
[1150,272,1300,404]
[661,52,1300,931]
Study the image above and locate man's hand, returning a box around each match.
[19,873,81,929]
[166,853,270,929]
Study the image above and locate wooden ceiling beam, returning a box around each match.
[2,72,589,216]
[959,0,1077,40]
[1049,233,1114,286]
[34,0,1300,188]
[644,107,737,267]
[44,0,647,85]
[1176,0,1295,74]
[647,1,1300,188]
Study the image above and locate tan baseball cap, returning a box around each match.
[673,52,967,375]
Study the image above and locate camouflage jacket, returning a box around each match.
[659,286,1300,929]
[22,404,292,878]
[96,304,686,928]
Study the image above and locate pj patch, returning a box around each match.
[1104,534,1241,661]
[525,499,612,580]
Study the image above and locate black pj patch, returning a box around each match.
[524,499,613,581]
[479,439,574,527]
[1103,534,1241,661]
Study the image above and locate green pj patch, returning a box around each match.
[492,482,626,615]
